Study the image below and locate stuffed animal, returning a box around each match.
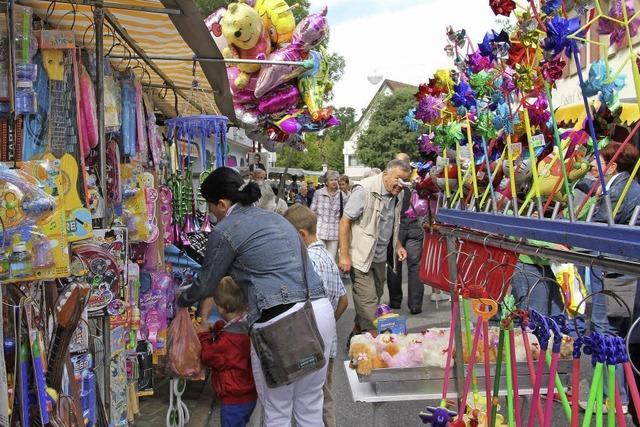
[348,333,386,375]
[221,1,272,89]
[255,0,296,46]
[537,146,589,201]
[380,342,424,368]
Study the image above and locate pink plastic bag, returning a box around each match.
[167,308,205,379]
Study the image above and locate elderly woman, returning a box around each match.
[178,167,334,427]
[310,170,347,258]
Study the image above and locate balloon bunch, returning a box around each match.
[408,0,640,223]
[205,1,339,152]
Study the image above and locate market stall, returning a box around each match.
[0,0,233,425]
[346,1,640,426]
[0,0,339,423]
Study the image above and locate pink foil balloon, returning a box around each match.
[257,85,300,114]
[254,45,307,98]
[254,7,329,98]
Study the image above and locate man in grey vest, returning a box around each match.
[338,159,412,336]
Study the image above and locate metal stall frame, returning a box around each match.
[435,216,640,413]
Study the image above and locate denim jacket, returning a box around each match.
[178,205,326,324]
[592,172,640,225]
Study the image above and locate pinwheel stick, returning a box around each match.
[545,346,572,421]
[480,147,507,210]
[523,109,544,215]
[461,299,480,405]
[544,83,577,221]
[481,136,499,212]
[465,118,480,203]
[490,327,505,427]
[608,364,616,427]
[582,362,605,427]
[505,134,520,216]
[613,158,640,218]
[621,0,640,110]
[504,327,516,427]
[572,50,614,225]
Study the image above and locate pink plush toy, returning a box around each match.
[380,342,424,368]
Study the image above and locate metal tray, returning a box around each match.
[356,361,572,397]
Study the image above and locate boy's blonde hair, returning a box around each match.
[214,276,247,313]
[284,203,317,235]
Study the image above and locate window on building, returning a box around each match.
[348,155,363,167]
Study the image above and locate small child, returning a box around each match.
[284,204,348,427]
[197,277,257,427]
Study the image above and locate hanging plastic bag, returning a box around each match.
[551,262,588,316]
[167,308,204,380]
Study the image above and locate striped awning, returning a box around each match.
[556,102,640,127]
[19,0,235,120]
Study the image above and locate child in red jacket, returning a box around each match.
[197,277,257,427]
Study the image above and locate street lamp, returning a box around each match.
[367,68,383,85]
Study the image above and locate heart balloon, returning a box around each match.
[257,85,300,114]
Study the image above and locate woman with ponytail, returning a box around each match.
[178,167,334,427]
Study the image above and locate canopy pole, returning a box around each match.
[107,54,313,68]
[25,0,182,14]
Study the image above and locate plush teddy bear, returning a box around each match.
[221,1,272,89]
[348,333,386,375]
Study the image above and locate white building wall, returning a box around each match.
[343,86,394,180]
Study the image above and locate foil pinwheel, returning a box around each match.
[598,0,640,48]
[476,111,498,140]
[541,0,562,15]
[467,51,494,73]
[469,71,494,99]
[415,95,444,124]
[542,16,583,58]
[451,80,477,111]
[489,0,516,17]
[478,30,511,61]
[435,122,463,148]
[492,102,514,134]
[541,57,566,85]
[582,59,626,110]
[526,95,551,127]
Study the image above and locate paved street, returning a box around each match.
[131,278,633,427]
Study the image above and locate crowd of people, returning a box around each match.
[176,144,640,426]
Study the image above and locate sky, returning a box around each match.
[309,0,502,117]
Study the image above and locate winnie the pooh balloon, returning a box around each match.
[221,1,272,89]
[255,0,296,46]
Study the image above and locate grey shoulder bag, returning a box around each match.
[250,239,326,388]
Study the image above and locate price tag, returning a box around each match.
[508,142,522,158]
[437,157,450,168]
[531,134,545,149]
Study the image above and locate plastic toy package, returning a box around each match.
[120,163,152,243]
[0,163,69,283]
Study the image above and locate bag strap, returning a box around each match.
[299,237,310,300]
[339,191,343,217]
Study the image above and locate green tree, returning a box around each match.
[196,0,310,23]
[276,107,356,173]
[356,89,420,169]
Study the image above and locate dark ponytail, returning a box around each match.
[200,167,259,206]
[234,182,261,205]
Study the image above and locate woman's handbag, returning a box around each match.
[250,239,326,388]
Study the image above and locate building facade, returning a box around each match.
[343,79,417,180]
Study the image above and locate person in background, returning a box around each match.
[307,182,316,206]
[284,204,348,427]
[386,153,436,314]
[252,168,267,185]
[197,277,257,427]
[295,182,310,206]
[311,170,347,259]
[271,184,289,215]
[338,175,351,198]
[179,167,334,427]
[363,168,382,178]
[249,153,266,173]
[339,159,411,339]
[582,141,640,414]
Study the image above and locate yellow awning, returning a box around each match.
[20,0,235,120]
[555,102,640,127]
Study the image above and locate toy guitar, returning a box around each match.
[45,282,89,426]
[72,51,92,208]
[42,49,73,157]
